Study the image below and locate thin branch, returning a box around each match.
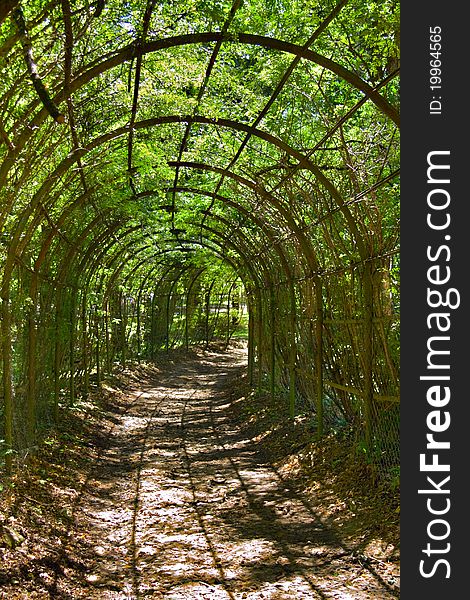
[201,0,351,232]
[127,0,157,196]
[12,5,65,124]
[0,118,15,151]
[0,0,18,26]
[93,0,105,19]
[61,0,88,192]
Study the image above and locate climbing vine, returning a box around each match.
[1,0,399,480]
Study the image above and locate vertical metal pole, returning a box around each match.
[2,296,13,474]
[363,260,374,448]
[270,285,276,401]
[166,267,190,353]
[150,290,157,359]
[247,295,255,386]
[166,287,172,353]
[27,298,37,446]
[288,282,296,419]
[205,279,216,348]
[257,295,263,394]
[185,269,204,351]
[82,296,89,397]
[226,281,236,348]
[315,280,324,438]
[185,286,190,350]
[120,292,126,368]
[53,289,62,422]
[136,290,142,362]
[69,290,76,406]
[104,299,110,372]
[205,289,210,348]
[95,310,101,387]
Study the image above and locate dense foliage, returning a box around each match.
[0,0,399,478]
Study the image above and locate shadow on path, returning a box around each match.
[60,346,399,599]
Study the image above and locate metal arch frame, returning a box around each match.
[0,26,399,202]
[51,198,266,362]
[2,112,363,440]
[168,161,321,273]
[192,209,295,398]
[171,185,299,409]
[1,118,315,339]
[68,33,399,127]
[90,235,262,364]
[4,136,324,436]
[0,4,401,471]
[2,108,360,300]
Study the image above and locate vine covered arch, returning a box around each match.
[0,0,399,478]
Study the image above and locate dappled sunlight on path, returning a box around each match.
[69,347,398,599]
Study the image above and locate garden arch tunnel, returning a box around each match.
[0,0,400,477]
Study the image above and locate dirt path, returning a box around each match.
[48,347,398,599]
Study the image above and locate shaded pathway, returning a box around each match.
[71,347,398,599]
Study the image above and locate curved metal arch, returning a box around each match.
[167,186,307,389]
[173,190,302,398]
[3,108,362,299]
[137,114,366,253]
[168,166,320,272]
[91,235,262,334]
[180,217,273,298]
[19,177,307,376]
[58,220,136,290]
[78,236,156,301]
[85,220,258,302]
[170,186,296,280]
[29,158,307,296]
[98,233,262,307]
[187,218,275,377]
[69,33,398,126]
[0,28,399,212]
[23,196,112,427]
[187,204,298,398]
[79,214,252,297]
[74,215,260,311]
